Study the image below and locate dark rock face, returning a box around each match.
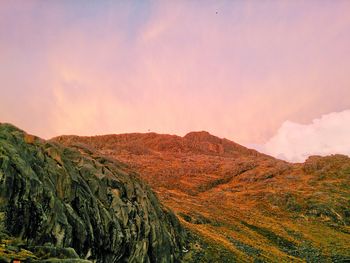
[0,124,184,262]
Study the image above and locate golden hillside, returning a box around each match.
[54,132,350,262]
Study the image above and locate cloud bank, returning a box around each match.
[262,110,350,162]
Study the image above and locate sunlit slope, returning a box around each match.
[54,132,350,262]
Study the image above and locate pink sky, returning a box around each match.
[1,1,350,161]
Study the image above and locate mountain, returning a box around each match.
[0,123,185,263]
[54,131,350,262]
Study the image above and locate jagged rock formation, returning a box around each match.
[0,124,184,263]
[55,131,350,262]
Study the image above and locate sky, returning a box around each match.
[1,1,350,162]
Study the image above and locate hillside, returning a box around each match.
[0,124,185,263]
[54,131,350,262]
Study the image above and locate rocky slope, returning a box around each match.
[0,124,185,263]
[54,131,350,262]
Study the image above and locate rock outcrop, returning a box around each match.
[0,123,184,262]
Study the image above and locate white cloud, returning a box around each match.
[261,110,350,162]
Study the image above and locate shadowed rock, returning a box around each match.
[0,123,185,262]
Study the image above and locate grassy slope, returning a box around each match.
[53,132,350,262]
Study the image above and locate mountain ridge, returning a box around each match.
[53,130,262,158]
[1,124,349,262]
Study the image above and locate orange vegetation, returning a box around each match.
[53,131,350,261]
